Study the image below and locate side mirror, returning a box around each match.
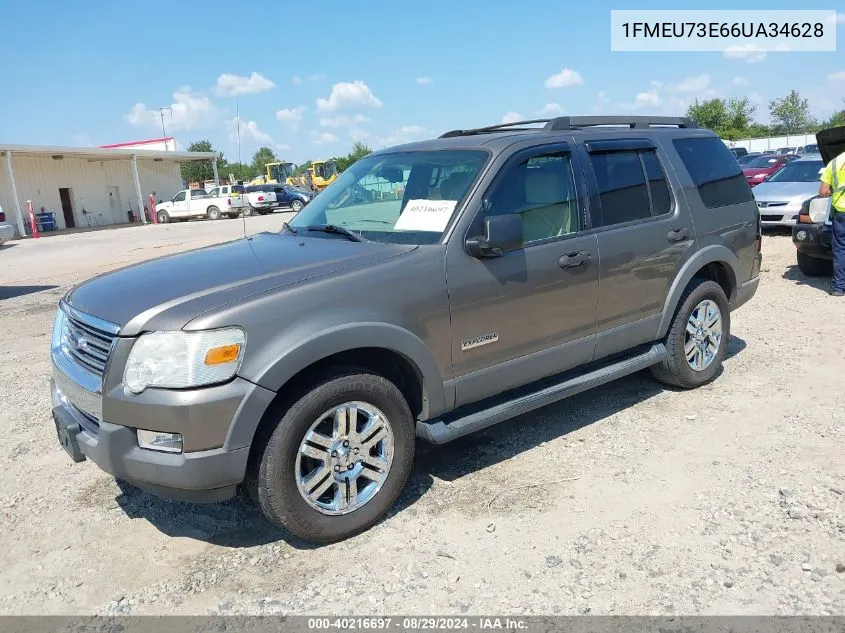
[466,214,523,258]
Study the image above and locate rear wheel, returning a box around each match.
[156,210,169,224]
[226,213,238,219]
[796,250,832,277]
[207,206,221,221]
[247,370,415,544]
[291,199,304,213]
[651,279,730,389]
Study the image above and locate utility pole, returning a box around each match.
[236,99,242,165]
[152,107,172,146]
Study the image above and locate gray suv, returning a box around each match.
[50,116,761,543]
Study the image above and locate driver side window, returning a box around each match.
[483,151,580,244]
[173,191,186,202]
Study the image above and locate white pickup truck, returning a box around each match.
[154,187,246,223]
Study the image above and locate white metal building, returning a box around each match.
[0,143,217,236]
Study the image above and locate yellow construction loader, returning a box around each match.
[248,161,296,186]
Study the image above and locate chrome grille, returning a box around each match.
[61,307,119,379]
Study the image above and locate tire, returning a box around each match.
[650,279,730,389]
[290,199,304,213]
[242,206,254,218]
[247,370,415,544]
[226,213,238,219]
[796,250,832,277]
[156,210,170,224]
[207,206,221,221]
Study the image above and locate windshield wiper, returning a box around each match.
[305,224,367,242]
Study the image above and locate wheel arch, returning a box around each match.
[227,323,447,451]
[656,246,739,340]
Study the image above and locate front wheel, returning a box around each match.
[796,250,832,277]
[156,210,170,224]
[650,279,730,389]
[247,370,415,544]
[290,199,304,213]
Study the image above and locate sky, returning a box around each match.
[0,0,843,165]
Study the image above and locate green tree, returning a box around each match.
[724,97,756,132]
[335,142,374,172]
[180,140,224,185]
[251,146,277,175]
[769,90,812,134]
[686,98,727,131]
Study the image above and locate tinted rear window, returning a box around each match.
[673,137,752,208]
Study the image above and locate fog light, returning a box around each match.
[796,230,807,241]
[137,430,183,453]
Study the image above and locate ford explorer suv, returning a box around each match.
[50,116,761,544]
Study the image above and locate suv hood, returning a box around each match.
[751,180,820,202]
[816,126,845,165]
[65,232,416,332]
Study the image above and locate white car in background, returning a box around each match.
[0,209,16,246]
[752,155,824,227]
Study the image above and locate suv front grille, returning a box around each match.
[61,309,118,379]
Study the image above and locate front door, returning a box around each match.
[58,187,75,228]
[170,191,189,217]
[446,145,600,407]
[578,140,695,359]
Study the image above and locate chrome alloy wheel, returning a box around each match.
[295,402,395,515]
[685,299,722,371]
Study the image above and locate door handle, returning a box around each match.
[667,227,689,243]
[558,250,591,269]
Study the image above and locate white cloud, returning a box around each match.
[544,68,584,89]
[126,87,222,131]
[732,76,750,86]
[229,117,273,145]
[501,111,523,123]
[537,103,565,116]
[828,71,845,82]
[215,72,275,97]
[824,12,845,25]
[320,114,370,128]
[416,76,433,85]
[311,131,339,145]
[292,76,303,86]
[635,90,661,107]
[349,128,371,142]
[650,80,663,89]
[723,44,767,63]
[316,81,383,112]
[375,125,428,148]
[668,74,710,93]
[276,106,306,124]
[276,143,291,152]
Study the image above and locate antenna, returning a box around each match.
[236,99,242,165]
[152,107,172,143]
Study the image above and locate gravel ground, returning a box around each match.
[0,222,843,616]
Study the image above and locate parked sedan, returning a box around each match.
[752,155,824,227]
[742,154,798,187]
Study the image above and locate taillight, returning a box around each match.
[257,195,264,201]
[227,198,231,206]
[0,212,5,222]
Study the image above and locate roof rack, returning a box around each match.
[439,116,698,138]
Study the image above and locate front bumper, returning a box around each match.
[792,222,832,260]
[51,353,276,502]
[759,210,800,227]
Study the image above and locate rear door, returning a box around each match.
[577,138,695,359]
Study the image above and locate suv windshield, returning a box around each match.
[288,150,489,244]
[744,156,782,169]
[765,160,823,183]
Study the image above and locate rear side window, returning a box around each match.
[673,137,753,208]
[641,151,671,216]
[590,151,650,226]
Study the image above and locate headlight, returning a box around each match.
[51,306,67,352]
[124,327,245,394]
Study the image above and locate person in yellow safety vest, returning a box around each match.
[819,150,845,296]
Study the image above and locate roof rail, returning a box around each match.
[546,116,697,130]
[439,116,698,138]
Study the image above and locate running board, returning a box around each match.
[417,343,667,444]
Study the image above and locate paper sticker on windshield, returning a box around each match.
[393,200,456,232]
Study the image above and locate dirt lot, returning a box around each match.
[0,221,842,616]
